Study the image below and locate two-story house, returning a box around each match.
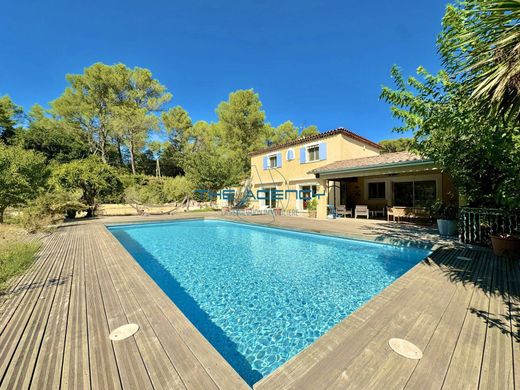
[249,128,381,213]
[248,127,457,219]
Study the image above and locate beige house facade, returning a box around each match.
[248,128,457,219]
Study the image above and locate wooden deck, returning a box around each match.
[0,214,518,389]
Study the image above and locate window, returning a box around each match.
[286,148,295,161]
[393,180,437,207]
[368,182,386,199]
[414,180,436,206]
[264,187,277,208]
[307,145,319,162]
[301,185,317,210]
[268,155,277,168]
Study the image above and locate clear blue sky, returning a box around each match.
[0,0,448,142]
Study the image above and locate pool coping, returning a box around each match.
[102,215,446,387]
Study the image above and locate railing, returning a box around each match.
[459,207,520,246]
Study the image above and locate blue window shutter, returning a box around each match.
[287,149,293,160]
[277,152,282,167]
[300,147,306,163]
[319,143,327,160]
[263,156,268,170]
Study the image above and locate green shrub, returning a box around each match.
[124,175,194,205]
[20,191,86,232]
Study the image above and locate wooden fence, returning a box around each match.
[459,207,520,246]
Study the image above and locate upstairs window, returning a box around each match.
[269,155,277,168]
[307,145,320,162]
[286,148,295,161]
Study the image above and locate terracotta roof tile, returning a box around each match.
[250,127,382,156]
[310,151,432,174]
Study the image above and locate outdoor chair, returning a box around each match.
[336,205,353,218]
[355,205,369,219]
[327,204,339,218]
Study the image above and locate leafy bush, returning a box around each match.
[52,157,123,217]
[20,191,86,232]
[0,143,48,223]
[124,175,194,205]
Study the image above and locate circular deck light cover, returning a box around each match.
[109,324,139,341]
[388,338,423,360]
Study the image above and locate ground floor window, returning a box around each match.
[263,187,277,208]
[302,185,317,210]
[368,182,386,199]
[393,180,436,207]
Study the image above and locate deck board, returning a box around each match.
[0,214,517,390]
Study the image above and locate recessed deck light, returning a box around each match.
[109,324,139,341]
[388,338,423,360]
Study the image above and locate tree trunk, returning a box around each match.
[0,207,5,223]
[100,137,107,163]
[129,143,136,175]
[117,139,124,165]
[156,159,161,178]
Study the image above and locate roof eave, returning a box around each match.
[309,159,436,176]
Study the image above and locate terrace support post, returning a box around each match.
[317,178,328,220]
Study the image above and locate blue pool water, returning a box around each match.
[109,219,429,385]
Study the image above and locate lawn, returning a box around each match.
[0,225,41,293]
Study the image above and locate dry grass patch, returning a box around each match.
[0,225,41,293]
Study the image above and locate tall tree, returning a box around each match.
[52,63,171,164]
[111,106,158,174]
[0,143,48,223]
[440,0,520,120]
[378,137,413,153]
[300,125,320,137]
[0,95,23,144]
[216,89,266,172]
[265,121,299,145]
[23,104,89,162]
[162,106,193,149]
[148,140,169,178]
[52,156,123,217]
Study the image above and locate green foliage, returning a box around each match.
[0,143,48,223]
[0,95,23,144]
[162,106,193,149]
[23,104,89,162]
[381,65,520,208]
[378,137,413,153]
[184,141,243,194]
[0,240,40,293]
[124,176,193,204]
[52,157,123,216]
[20,191,86,232]
[52,62,171,165]
[439,0,520,120]
[300,125,320,137]
[216,89,266,172]
[265,121,299,145]
[306,198,318,211]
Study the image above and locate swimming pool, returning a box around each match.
[109,219,430,385]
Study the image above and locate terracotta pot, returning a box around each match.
[308,210,317,218]
[490,235,520,259]
[437,219,458,236]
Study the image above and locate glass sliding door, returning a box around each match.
[392,180,437,207]
[393,182,414,207]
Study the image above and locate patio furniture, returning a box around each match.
[369,208,385,218]
[355,205,369,219]
[327,204,339,219]
[387,206,431,222]
[337,205,353,218]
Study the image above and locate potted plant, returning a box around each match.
[490,230,520,258]
[307,198,318,218]
[433,202,458,236]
